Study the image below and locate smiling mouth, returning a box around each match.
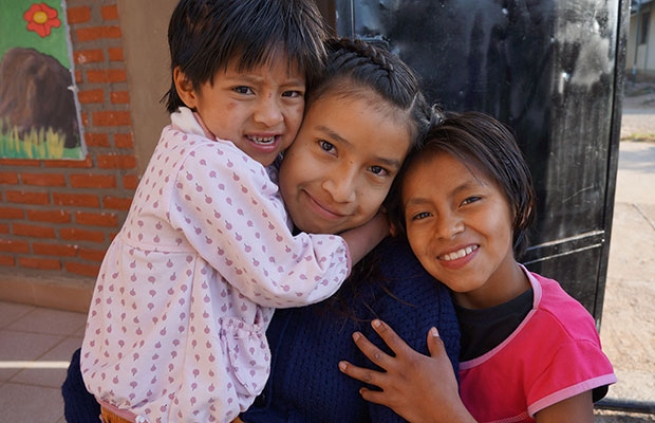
[247,135,278,145]
[304,191,345,219]
[440,245,479,261]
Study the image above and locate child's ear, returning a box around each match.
[173,67,197,110]
[389,222,398,237]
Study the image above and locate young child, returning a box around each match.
[339,111,617,422]
[80,2,391,422]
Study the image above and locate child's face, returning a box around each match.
[279,93,412,235]
[177,58,305,166]
[402,151,520,309]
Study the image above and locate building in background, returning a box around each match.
[628,0,655,79]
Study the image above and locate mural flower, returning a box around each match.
[24,2,61,38]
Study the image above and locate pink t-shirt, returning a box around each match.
[81,107,351,423]
[459,268,616,422]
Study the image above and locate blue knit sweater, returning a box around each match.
[242,237,460,423]
[61,238,460,423]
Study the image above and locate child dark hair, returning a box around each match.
[392,111,536,257]
[309,38,432,151]
[164,0,327,113]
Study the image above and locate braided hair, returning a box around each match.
[308,38,432,151]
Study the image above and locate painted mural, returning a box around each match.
[0,1,85,160]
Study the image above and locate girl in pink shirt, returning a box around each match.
[340,112,616,423]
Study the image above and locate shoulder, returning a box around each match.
[528,271,599,340]
[364,237,459,355]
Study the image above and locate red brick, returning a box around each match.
[86,68,127,84]
[93,111,131,126]
[101,5,119,20]
[20,173,66,187]
[114,133,133,148]
[26,209,71,223]
[108,47,124,61]
[53,192,100,208]
[122,174,139,190]
[103,196,133,210]
[74,49,104,64]
[81,111,89,127]
[0,159,40,167]
[0,172,19,184]
[70,173,117,189]
[97,154,137,169]
[0,207,24,219]
[86,69,108,83]
[5,190,49,205]
[44,156,94,169]
[0,239,29,253]
[78,89,105,104]
[75,26,122,42]
[67,6,91,24]
[0,223,7,233]
[13,223,56,238]
[0,255,15,267]
[78,247,107,262]
[33,242,78,257]
[84,133,110,147]
[108,69,127,83]
[60,227,105,243]
[19,257,61,270]
[76,211,119,227]
[110,91,130,104]
[65,261,101,277]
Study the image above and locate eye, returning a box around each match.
[233,86,253,95]
[410,211,432,221]
[282,90,304,98]
[318,140,336,154]
[369,165,390,177]
[461,196,481,206]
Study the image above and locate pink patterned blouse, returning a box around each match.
[81,108,351,423]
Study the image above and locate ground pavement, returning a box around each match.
[594,79,655,422]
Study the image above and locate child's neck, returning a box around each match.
[454,261,530,310]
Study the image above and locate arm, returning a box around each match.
[342,318,600,423]
[339,212,390,264]
[534,391,594,423]
[168,142,351,306]
[339,319,476,423]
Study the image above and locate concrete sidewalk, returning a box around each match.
[594,140,655,422]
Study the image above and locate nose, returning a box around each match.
[253,94,283,127]
[322,170,357,204]
[434,210,464,240]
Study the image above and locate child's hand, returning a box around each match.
[339,319,476,423]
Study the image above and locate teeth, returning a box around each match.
[441,245,478,261]
[248,136,276,145]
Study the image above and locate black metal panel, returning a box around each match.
[320,0,629,324]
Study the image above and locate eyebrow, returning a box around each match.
[316,125,403,170]
[404,179,482,207]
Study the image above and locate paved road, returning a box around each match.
[594,85,655,421]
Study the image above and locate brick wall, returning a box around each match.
[0,0,137,308]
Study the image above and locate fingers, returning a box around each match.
[426,326,443,358]
[350,329,391,367]
[338,359,382,387]
[369,319,410,356]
